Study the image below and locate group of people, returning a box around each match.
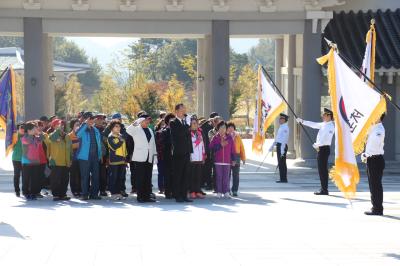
[10,103,246,203]
[272,109,386,216]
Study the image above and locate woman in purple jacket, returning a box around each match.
[209,121,236,198]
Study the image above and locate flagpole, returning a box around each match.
[260,66,314,145]
[325,40,400,112]
[0,66,9,81]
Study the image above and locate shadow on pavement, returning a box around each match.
[281,198,348,208]
[0,222,26,239]
[384,253,400,260]
[10,192,275,213]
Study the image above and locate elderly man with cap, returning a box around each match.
[296,108,335,195]
[126,113,157,203]
[269,113,290,183]
[76,112,103,200]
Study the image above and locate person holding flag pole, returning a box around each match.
[296,108,335,195]
[252,65,314,181]
[252,66,287,181]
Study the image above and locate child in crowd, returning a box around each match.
[68,119,82,197]
[189,116,206,199]
[226,122,246,197]
[21,122,47,200]
[45,119,72,201]
[12,123,25,197]
[107,120,128,200]
[209,121,236,198]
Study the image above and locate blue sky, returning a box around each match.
[66,37,260,68]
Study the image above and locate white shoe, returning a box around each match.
[217,193,222,198]
[224,193,231,198]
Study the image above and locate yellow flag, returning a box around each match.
[318,49,360,198]
[252,66,286,154]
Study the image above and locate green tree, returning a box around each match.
[248,39,275,74]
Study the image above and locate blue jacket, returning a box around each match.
[76,124,103,161]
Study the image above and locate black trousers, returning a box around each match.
[129,161,136,191]
[164,159,173,197]
[108,164,126,195]
[190,163,203,193]
[172,154,190,200]
[134,161,153,201]
[22,164,42,196]
[69,160,81,194]
[202,156,212,188]
[231,163,240,193]
[317,146,330,192]
[367,155,385,213]
[12,160,22,193]
[276,143,288,181]
[99,161,108,192]
[50,166,69,198]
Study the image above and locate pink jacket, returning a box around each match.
[209,133,236,165]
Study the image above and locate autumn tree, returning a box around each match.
[91,74,122,114]
[161,74,185,113]
[236,64,257,126]
[57,75,88,117]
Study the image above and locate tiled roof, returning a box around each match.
[322,9,400,69]
[0,47,91,73]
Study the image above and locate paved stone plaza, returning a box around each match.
[1,148,400,266]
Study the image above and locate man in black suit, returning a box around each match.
[170,103,193,203]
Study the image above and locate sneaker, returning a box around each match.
[196,193,205,199]
[15,191,20,197]
[190,192,197,199]
[41,189,49,196]
[100,191,108,197]
[224,192,231,198]
[232,192,238,197]
[120,191,129,198]
[61,196,71,201]
[217,193,222,198]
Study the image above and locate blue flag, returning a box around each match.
[0,66,17,156]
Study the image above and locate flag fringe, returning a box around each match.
[352,96,386,155]
[263,101,286,133]
[329,160,360,199]
[366,23,376,86]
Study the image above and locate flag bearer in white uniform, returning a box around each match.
[362,113,385,216]
[296,108,335,195]
[269,113,289,183]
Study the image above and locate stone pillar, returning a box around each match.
[395,75,400,161]
[197,38,205,117]
[23,18,54,120]
[300,20,321,159]
[202,35,212,117]
[274,38,283,138]
[211,20,230,120]
[286,35,296,156]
